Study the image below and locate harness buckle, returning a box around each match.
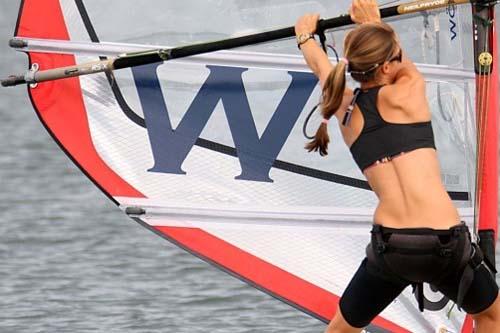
[439,248,453,257]
[452,227,462,238]
[469,244,484,270]
[376,243,386,254]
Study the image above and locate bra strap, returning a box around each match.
[342,88,361,126]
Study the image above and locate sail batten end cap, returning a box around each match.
[125,206,146,216]
[9,39,28,49]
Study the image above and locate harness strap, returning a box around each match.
[342,88,361,126]
[369,225,408,285]
[456,243,484,309]
[383,245,453,256]
[371,224,459,257]
[377,224,468,236]
[479,229,497,275]
[372,224,386,253]
[413,283,425,312]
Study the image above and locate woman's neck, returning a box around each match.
[360,76,391,90]
[360,82,381,90]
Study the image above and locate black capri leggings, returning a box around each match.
[339,257,498,328]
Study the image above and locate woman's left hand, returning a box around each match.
[349,0,381,24]
[295,13,320,36]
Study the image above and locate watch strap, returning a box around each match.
[297,33,315,49]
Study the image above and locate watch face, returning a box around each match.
[297,33,310,44]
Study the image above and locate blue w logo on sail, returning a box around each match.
[132,64,318,183]
[447,5,458,41]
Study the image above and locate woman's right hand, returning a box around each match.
[349,0,381,24]
[295,13,320,36]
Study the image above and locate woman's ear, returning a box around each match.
[380,61,391,75]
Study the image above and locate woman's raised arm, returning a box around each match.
[295,14,334,86]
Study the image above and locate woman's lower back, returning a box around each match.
[365,148,461,229]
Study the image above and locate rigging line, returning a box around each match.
[478,20,491,219]
[420,11,453,122]
[472,7,493,237]
[478,44,492,233]
[434,13,454,122]
[475,17,485,233]
[472,55,484,237]
[421,11,431,63]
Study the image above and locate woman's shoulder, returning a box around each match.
[392,59,425,88]
[378,71,430,119]
[379,67,425,104]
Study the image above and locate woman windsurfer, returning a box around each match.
[295,0,500,332]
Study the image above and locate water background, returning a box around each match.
[0,1,498,333]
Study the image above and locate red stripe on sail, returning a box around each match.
[461,315,474,333]
[16,0,143,199]
[155,225,411,333]
[463,8,499,333]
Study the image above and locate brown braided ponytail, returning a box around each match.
[305,61,347,156]
[305,22,399,156]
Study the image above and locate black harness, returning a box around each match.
[366,223,490,312]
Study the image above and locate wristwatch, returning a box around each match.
[297,33,315,49]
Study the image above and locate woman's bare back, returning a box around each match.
[335,72,460,229]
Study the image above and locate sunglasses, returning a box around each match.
[388,48,403,63]
[348,48,403,75]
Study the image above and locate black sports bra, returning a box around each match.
[348,86,436,171]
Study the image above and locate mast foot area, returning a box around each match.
[1,75,27,87]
